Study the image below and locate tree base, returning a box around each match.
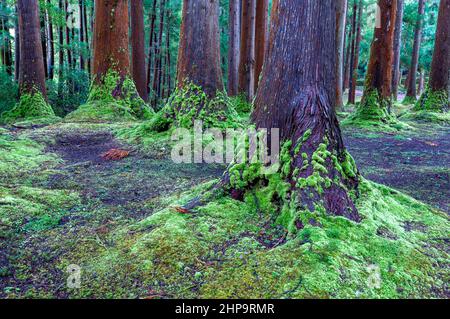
[66,70,154,123]
[415,88,449,112]
[0,92,58,125]
[402,95,417,106]
[146,82,243,132]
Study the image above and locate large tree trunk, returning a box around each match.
[176,0,224,97]
[417,0,450,111]
[356,0,397,120]
[238,0,256,101]
[405,0,425,101]
[335,0,348,109]
[227,0,240,96]
[254,0,268,94]
[348,0,362,105]
[17,0,47,98]
[392,0,404,101]
[249,0,360,221]
[130,0,149,102]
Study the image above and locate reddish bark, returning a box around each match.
[361,0,397,109]
[17,0,47,98]
[348,0,362,105]
[153,0,166,103]
[252,0,359,220]
[238,0,256,100]
[227,0,240,96]
[176,0,224,97]
[405,0,425,99]
[91,0,130,82]
[254,0,268,93]
[130,0,149,101]
[147,0,157,94]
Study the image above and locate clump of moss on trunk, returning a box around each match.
[66,70,154,123]
[415,88,448,112]
[144,82,243,132]
[0,91,58,125]
[342,89,410,132]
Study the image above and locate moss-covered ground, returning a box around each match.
[0,114,448,299]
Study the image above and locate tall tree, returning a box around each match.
[345,0,358,91]
[2,0,55,122]
[130,0,148,101]
[46,0,55,79]
[348,0,362,105]
[248,0,360,220]
[79,0,85,71]
[335,0,348,108]
[405,0,425,101]
[153,0,166,105]
[14,4,20,81]
[147,0,157,95]
[350,0,397,122]
[392,0,404,100]
[58,0,64,79]
[417,0,450,111]
[176,0,224,97]
[0,0,13,75]
[254,0,268,93]
[238,0,256,101]
[227,0,240,96]
[64,0,72,69]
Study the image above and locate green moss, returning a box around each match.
[66,70,154,122]
[402,95,417,106]
[0,92,58,124]
[415,88,448,112]
[342,89,411,132]
[399,110,450,125]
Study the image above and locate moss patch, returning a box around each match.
[0,92,58,125]
[415,88,449,113]
[66,70,154,123]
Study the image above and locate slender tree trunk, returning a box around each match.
[16,0,47,99]
[348,0,363,105]
[14,4,20,81]
[176,0,224,97]
[46,0,55,79]
[405,0,425,100]
[83,1,90,75]
[79,0,85,71]
[358,0,397,118]
[0,5,13,75]
[392,0,404,100]
[417,0,450,110]
[343,7,353,91]
[249,0,360,221]
[227,0,240,96]
[153,0,166,104]
[347,0,358,91]
[65,0,72,69]
[418,69,424,95]
[165,9,172,97]
[335,0,348,109]
[147,0,157,95]
[130,0,148,101]
[254,0,268,93]
[238,0,256,101]
[58,0,64,80]
[41,13,48,78]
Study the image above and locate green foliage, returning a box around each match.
[66,70,154,122]
[0,68,18,116]
[0,91,58,125]
[415,87,449,112]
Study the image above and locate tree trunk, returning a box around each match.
[357,0,397,119]
[147,0,157,95]
[348,0,362,105]
[417,0,450,111]
[405,0,425,100]
[65,0,72,69]
[238,0,256,100]
[153,0,166,105]
[176,0,224,97]
[79,0,85,71]
[58,0,64,79]
[249,0,360,221]
[418,69,424,95]
[130,0,149,101]
[14,4,20,81]
[41,13,48,79]
[392,0,404,100]
[343,2,353,91]
[165,9,172,97]
[46,0,55,79]
[0,4,13,75]
[16,0,47,98]
[335,0,348,109]
[227,0,240,96]
[346,0,358,91]
[254,0,268,93]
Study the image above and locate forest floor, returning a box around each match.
[0,115,448,298]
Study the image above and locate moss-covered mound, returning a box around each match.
[0,92,59,125]
[66,70,154,123]
[342,90,411,132]
[144,82,244,133]
[399,110,450,125]
[66,176,448,299]
[415,88,449,113]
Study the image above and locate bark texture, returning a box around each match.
[392,0,404,100]
[254,0,268,93]
[405,0,425,100]
[177,0,224,97]
[92,0,130,82]
[238,0,256,100]
[348,0,362,105]
[130,0,149,101]
[251,0,360,221]
[17,0,47,98]
[335,0,348,109]
[227,0,240,96]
